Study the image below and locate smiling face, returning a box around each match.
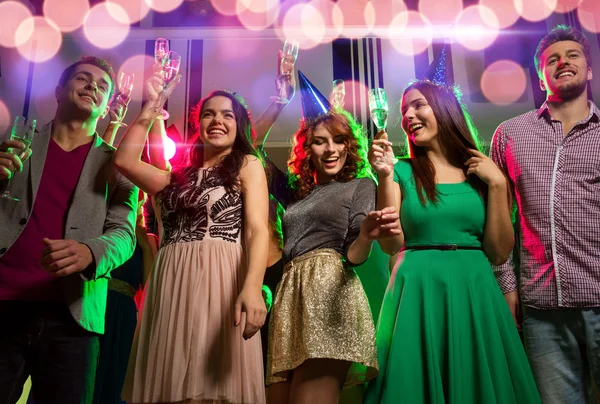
[56,63,112,119]
[401,89,440,148]
[309,123,348,184]
[199,95,237,152]
[539,40,592,102]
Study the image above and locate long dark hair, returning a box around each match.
[401,80,486,205]
[287,109,373,201]
[181,90,258,191]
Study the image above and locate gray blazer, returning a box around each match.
[0,122,138,334]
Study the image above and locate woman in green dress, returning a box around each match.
[364,80,541,403]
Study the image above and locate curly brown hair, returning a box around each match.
[287,109,372,201]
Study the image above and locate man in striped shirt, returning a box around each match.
[491,25,600,404]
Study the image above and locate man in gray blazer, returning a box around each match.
[0,56,137,404]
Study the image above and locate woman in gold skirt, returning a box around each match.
[266,72,401,404]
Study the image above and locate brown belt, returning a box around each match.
[108,278,137,298]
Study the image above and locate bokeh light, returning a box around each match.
[210,0,238,16]
[577,0,600,33]
[144,0,184,14]
[418,0,462,25]
[16,17,63,63]
[0,1,33,48]
[236,0,279,31]
[514,0,557,22]
[479,0,520,29]
[117,54,155,101]
[333,0,372,38]
[281,3,324,49]
[0,100,11,135]
[455,5,499,51]
[43,0,89,32]
[107,0,151,24]
[238,0,279,14]
[366,0,407,28]
[308,0,339,39]
[554,0,582,13]
[481,60,527,105]
[83,3,130,49]
[164,136,176,161]
[388,11,432,56]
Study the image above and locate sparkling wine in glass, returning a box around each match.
[331,79,346,109]
[119,72,134,99]
[275,39,299,102]
[154,38,169,65]
[150,50,181,121]
[368,88,397,165]
[0,116,36,201]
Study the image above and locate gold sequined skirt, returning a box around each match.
[266,248,378,387]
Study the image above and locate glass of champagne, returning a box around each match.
[154,38,169,65]
[368,88,397,165]
[274,39,299,103]
[112,72,134,127]
[0,116,36,201]
[331,79,345,109]
[149,50,181,121]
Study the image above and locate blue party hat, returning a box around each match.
[423,43,453,86]
[298,70,332,121]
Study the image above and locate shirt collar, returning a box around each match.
[538,100,600,124]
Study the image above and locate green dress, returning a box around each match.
[364,161,540,404]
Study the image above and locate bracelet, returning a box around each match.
[269,96,290,105]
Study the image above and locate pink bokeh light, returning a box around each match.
[332,0,372,38]
[280,3,325,50]
[83,3,130,49]
[107,0,151,24]
[117,54,155,101]
[514,0,557,22]
[236,0,279,31]
[554,0,582,13]
[577,0,600,33]
[454,5,499,51]
[144,0,184,14]
[365,0,407,27]
[388,11,432,56]
[16,17,63,63]
[418,0,463,25]
[481,60,527,105]
[0,100,11,135]
[479,0,520,29]
[164,136,176,161]
[43,0,89,33]
[238,0,279,14]
[0,1,33,48]
[210,0,238,16]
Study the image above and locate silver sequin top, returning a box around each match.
[282,177,376,264]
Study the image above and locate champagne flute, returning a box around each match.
[149,50,181,121]
[111,72,135,127]
[274,39,299,103]
[154,38,169,65]
[331,79,345,109]
[0,116,36,201]
[368,88,397,165]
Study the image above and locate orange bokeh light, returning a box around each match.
[16,17,63,63]
[481,60,527,105]
[43,0,89,32]
[0,1,33,48]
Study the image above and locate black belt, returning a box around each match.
[403,244,482,251]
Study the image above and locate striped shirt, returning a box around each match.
[490,101,600,309]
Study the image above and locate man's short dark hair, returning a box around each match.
[58,56,116,103]
[534,25,592,78]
